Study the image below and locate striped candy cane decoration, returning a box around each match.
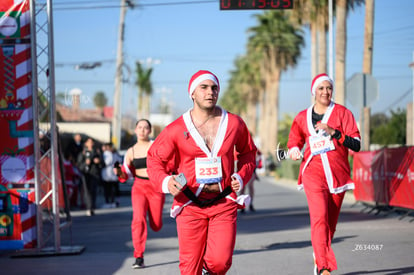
[0,0,36,249]
[13,0,36,248]
[15,3,34,184]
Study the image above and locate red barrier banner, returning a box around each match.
[353,146,414,210]
[353,149,389,204]
[385,147,414,209]
[371,149,389,204]
[353,151,375,202]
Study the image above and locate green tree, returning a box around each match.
[370,112,388,138]
[135,62,153,119]
[238,53,263,135]
[220,54,262,134]
[93,91,108,117]
[371,109,406,146]
[248,10,304,158]
[278,113,294,148]
[93,91,108,107]
[219,76,245,114]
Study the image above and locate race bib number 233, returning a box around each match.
[195,157,223,184]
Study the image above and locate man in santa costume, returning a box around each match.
[287,73,361,275]
[147,70,257,275]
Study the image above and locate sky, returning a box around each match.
[52,0,414,124]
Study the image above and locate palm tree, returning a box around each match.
[220,54,264,138]
[234,55,262,135]
[316,0,329,75]
[220,54,262,132]
[242,54,263,136]
[93,91,108,117]
[335,0,365,105]
[219,69,246,115]
[289,0,329,107]
[291,0,364,105]
[335,0,347,105]
[248,10,304,158]
[135,61,153,119]
[290,0,329,78]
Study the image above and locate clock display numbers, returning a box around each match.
[220,0,293,10]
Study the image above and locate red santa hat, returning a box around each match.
[311,73,333,96]
[188,70,220,99]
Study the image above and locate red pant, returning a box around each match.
[131,177,165,258]
[302,160,345,272]
[176,199,238,275]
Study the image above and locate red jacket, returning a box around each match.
[288,102,360,193]
[147,108,257,217]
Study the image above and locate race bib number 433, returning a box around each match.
[195,157,223,184]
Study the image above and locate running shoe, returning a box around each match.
[132,257,145,269]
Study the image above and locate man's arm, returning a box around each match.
[147,128,178,194]
[234,121,257,192]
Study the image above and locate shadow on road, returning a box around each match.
[236,206,310,233]
[233,234,356,256]
[342,266,414,275]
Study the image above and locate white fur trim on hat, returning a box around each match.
[311,74,333,96]
[188,73,219,99]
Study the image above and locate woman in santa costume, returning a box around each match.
[287,73,361,275]
[114,119,165,269]
[147,70,257,275]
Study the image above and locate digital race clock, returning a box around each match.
[220,0,293,10]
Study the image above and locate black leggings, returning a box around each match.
[103,180,119,203]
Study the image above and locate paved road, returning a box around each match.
[1,176,414,275]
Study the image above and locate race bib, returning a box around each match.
[195,157,223,184]
[309,135,335,155]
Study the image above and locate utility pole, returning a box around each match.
[409,53,414,146]
[112,0,134,150]
[361,0,375,151]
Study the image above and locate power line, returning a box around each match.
[379,87,412,113]
[374,25,414,36]
[348,24,414,40]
